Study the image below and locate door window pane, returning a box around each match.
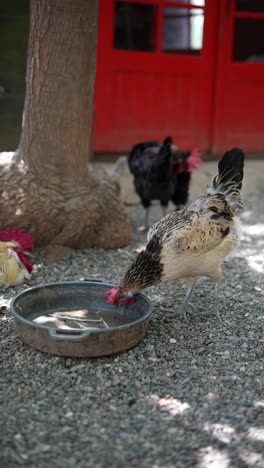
[163,7,204,53]
[236,0,264,12]
[114,2,157,51]
[233,18,264,61]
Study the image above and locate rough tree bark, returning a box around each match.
[0,0,131,248]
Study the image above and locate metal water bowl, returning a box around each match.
[10,279,153,357]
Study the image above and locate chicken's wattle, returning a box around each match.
[177,148,202,174]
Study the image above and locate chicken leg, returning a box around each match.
[177,281,220,322]
[177,282,196,322]
[194,282,220,320]
[138,207,150,232]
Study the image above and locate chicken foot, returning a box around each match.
[177,282,220,322]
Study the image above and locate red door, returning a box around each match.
[94,0,218,153]
[213,0,264,153]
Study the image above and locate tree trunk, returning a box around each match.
[0,0,131,248]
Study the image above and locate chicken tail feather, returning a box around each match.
[207,147,245,211]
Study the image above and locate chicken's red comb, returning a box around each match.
[0,227,33,252]
[103,287,136,305]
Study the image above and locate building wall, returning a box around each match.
[1,1,264,156]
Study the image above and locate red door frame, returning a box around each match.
[94,0,219,153]
[213,0,264,153]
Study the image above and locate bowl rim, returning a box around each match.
[10,280,153,335]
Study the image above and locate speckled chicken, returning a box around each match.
[106,147,245,320]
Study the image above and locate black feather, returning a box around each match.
[221,226,230,237]
[217,147,244,189]
[127,137,193,212]
[208,147,245,212]
[171,172,191,206]
[146,234,162,255]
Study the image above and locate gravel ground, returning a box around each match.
[1,192,264,468]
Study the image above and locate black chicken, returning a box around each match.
[128,136,202,230]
